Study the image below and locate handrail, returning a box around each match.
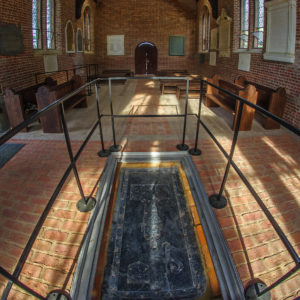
[0,76,191,299]
[191,79,300,298]
[34,64,98,84]
[0,76,299,299]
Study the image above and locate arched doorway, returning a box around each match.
[135,42,157,75]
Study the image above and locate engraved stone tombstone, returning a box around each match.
[217,9,232,58]
[0,23,24,56]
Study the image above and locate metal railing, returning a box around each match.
[191,80,300,298]
[0,76,299,299]
[0,76,191,299]
[34,64,99,95]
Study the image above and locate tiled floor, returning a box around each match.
[0,79,299,299]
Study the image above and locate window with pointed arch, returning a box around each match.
[32,0,42,49]
[46,0,56,49]
[83,7,91,52]
[65,21,75,53]
[200,6,210,52]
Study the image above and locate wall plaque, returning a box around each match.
[264,0,296,63]
[210,28,218,50]
[238,53,251,71]
[107,35,124,56]
[44,55,58,73]
[0,23,24,56]
[209,52,217,66]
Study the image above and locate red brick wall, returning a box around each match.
[197,0,300,128]
[94,0,197,73]
[0,0,97,91]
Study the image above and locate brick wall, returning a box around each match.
[197,0,300,128]
[0,0,299,127]
[93,0,197,73]
[0,0,97,91]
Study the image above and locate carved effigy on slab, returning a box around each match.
[217,9,232,58]
[101,166,206,299]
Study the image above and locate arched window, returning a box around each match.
[201,7,210,52]
[46,0,56,49]
[83,7,91,52]
[76,29,83,52]
[65,21,75,53]
[254,0,264,48]
[240,0,249,49]
[32,0,42,49]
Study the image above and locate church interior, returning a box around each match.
[0,0,299,299]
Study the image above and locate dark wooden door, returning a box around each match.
[135,42,157,74]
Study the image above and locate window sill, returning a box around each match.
[33,49,62,55]
[233,49,263,54]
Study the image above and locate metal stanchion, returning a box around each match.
[189,80,203,156]
[176,78,190,151]
[209,102,245,209]
[95,83,110,157]
[108,78,122,152]
[59,104,96,212]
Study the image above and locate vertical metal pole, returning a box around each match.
[59,104,96,212]
[176,78,189,151]
[87,65,92,95]
[108,78,122,152]
[209,101,245,209]
[66,70,69,81]
[95,83,110,157]
[189,80,203,156]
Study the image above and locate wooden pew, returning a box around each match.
[157,70,189,76]
[4,77,57,131]
[235,76,287,129]
[205,75,258,131]
[160,75,201,95]
[102,69,134,76]
[36,75,87,133]
[88,69,133,85]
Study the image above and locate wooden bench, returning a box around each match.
[88,69,133,85]
[235,76,287,129]
[176,80,203,99]
[205,75,258,131]
[102,69,134,76]
[36,75,87,133]
[157,70,189,76]
[160,76,201,95]
[4,77,57,131]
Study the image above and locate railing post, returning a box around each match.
[59,103,96,212]
[108,78,122,152]
[176,78,189,151]
[245,263,299,299]
[95,83,110,157]
[65,70,69,82]
[189,80,203,156]
[209,101,245,209]
[87,65,92,96]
